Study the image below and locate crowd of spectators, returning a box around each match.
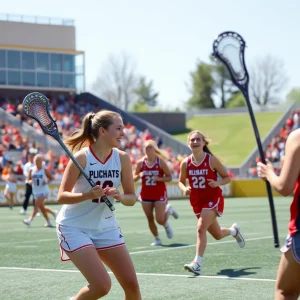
[247,109,300,178]
[0,94,186,182]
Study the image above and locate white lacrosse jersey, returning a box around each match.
[56,147,122,231]
[31,167,49,196]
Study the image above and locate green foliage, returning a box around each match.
[187,61,216,109]
[133,76,159,109]
[226,92,246,108]
[287,88,300,104]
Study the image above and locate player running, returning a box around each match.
[178,130,245,275]
[134,139,178,246]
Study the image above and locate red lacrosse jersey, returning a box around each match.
[140,156,167,202]
[186,153,224,216]
[289,175,300,236]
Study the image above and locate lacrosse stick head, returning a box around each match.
[22,92,60,139]
[212,31,249,92]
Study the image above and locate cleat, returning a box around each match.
[151,239,162,246]
[231,223,245,248]
[184,261,201,275]
[164,223,173,239]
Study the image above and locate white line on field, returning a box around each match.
[129,236,276,255]
[0,267,275,282]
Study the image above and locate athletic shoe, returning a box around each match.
[166,203,179,219]
[23,219,30,226]
[20,209,26,215]
[184,261,201,275]
[231,223,245,248]
[151,238,162,246]
[164,222,173,239]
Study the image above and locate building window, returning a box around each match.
[63,74,75,88]
[50,53,62,71]
[22,52,35,70]
[22,71,35,86]
[0,70,6,84]
[0,50,5,68]
[51,73,63,87]
[8,71,21,85]
[37,72,49,87]
[36,53,49,71]
[63,54,75,72]
[7,51,21,69]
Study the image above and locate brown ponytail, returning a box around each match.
[64,110,122,153]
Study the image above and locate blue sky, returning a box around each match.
[2,0,299,109]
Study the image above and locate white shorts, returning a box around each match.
[33,192,48,199]
[56,224,125,262]
[5,182,17,193]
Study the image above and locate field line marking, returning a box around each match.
[129,235,275,255]
[0,267,275,282]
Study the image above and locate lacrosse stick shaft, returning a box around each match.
[242,90,279,247]
[56,139,116,211]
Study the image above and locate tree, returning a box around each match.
[287,88,300,104]
[226,92,246,108]
[91,52,137,110]
[211,57,238,108]
[132,76,159,111]
[250,55,288,106]
[187,61,216,109]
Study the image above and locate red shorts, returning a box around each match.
[191,196,224,219]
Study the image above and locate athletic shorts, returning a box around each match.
[56,224,125,261]
[5,182,17,193]
[281,231,300,264]
[141,199,167,203]
[33,192,48,199]
[192,196,224,219]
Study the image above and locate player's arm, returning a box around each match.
[258,130,300,196]
[119,151,137,206]
[155,159,172,182]
[57,150,104,204]
[210,156,231,187]
[44,169,53,184]
[133,160,143,182]
[27,169,33,185]
[178,159,189,195]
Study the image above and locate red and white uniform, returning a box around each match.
[186,153,224,217]
[139,156,167,202]
[289,175,300,237]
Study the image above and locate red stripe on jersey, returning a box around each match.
[140,156,167,201]
[289,176,300,236]
[89,146,113,164]
[186,153,223,207]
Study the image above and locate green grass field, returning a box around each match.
[172,112,282,166]
[0,197,291,300]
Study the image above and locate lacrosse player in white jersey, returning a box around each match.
[56,110,141,300]
[23,154,56,227]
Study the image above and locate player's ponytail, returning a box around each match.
[65,110,122,153]
[144,139,169,160]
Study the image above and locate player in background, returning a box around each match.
[56,110,141,300]
[23,154,56,227]
[257,128,300,300]
[178,130,245,275]
[20,152,35,215]
[2,164,17,209]
[134,139,178,246]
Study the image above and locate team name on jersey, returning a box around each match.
[143,170,159,176]
[189,169,208,176]
[32,174,43,179]
[89,169,120,179]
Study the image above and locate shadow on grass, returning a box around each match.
[161,243,192,248]
[216,267,261,278]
